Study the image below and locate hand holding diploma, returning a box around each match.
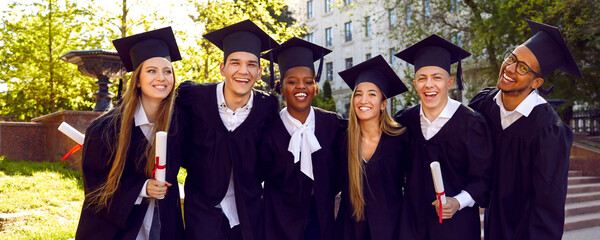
[153,131,168,199]
[146,179,172,199]
[430,161,446,223]
[432,197,460,220]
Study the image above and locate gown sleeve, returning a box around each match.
[80,118,147,230]
[525,122,572,239]
[462,111,493,207]
[468,87,496,112]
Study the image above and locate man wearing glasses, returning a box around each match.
[469,20,582,240]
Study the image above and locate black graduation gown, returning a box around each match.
[469,88,573,240]
[334,132,409,240]
[395,104,493,240]
[259,108,346,240]
[171,81,278,240]
[75,110,184,240]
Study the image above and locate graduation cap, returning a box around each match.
[395,34,471,90]
[203,19,279,62]
[524,19,582,78]
[339,55,408,99]
[112,26,181,72]
[262,37,332,89]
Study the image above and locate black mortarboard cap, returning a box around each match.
[112,26,181,72]
[262,37,332,88]
[203,19,279,61]
[395,34,471,90]
[524,19,582,78]
[339,55,408,99]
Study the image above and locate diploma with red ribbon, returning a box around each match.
[430,161,446,223]
[58,122,85,161]
[154,131,167,199]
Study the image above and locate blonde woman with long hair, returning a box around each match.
[334,55,410,240]
[75,27,184,240]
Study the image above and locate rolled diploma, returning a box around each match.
[58,122,84,145]
[155,131,167,183]
[430,161,446,204]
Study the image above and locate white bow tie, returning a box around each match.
[282,108,321,180]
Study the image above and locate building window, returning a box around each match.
[344,22,352,42]
[366,53,371,60]
[344,0,352,6]
[325,0,332,13]
[406,5,412,26]
[325,27,332,47]
[389,48,396,67]
[307,1,313,19]
[365,16,371,37]
[345,58,353,69]
[388,9,396,29]
[326,62,333,81]
[424,0,430,21]
[306,32,314,43]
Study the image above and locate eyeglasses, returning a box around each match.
[502,51,542,78]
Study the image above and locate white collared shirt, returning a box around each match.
[494,89,547,129]
[280,107,321,180]
[216,81,253,132]
[133,101,156,240]
[215,81,254,228]
[419,97,475,210]
[419,97,461,140]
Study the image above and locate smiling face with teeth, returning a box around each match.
[220,51,263,101]
[414,66,453,120]
[137,57,175,105]
[352,82,387,122]
[281,66,318,122]
[497,45,544,100]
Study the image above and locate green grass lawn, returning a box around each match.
[0,157,84,239]
[0,157,187,239]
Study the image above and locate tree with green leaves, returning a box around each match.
[312,80,336,112]
[388,0,599,120]
[0,0,106,120]
[182,0,305,87]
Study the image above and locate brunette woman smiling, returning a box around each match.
[259,37,346,240]
[334,55,409,240]
[75,27,184,240]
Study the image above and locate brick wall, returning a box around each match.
[570,143,600,176]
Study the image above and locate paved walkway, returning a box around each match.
[562,227,600,240]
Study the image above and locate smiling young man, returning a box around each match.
[394,34,493,240]
[469,20,582,240]
[169,20,279,240]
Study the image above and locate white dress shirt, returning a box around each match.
[215,81,254,228]
[494,89,547,129]
[419,97,475,210]
[280,107,321,180]
[133,101,156,240]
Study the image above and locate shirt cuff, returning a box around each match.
[454,190,475,210]
[135,179,151,205]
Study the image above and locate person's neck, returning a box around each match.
[501,90,531,111]
[140,98,161,123]
[359,118,381,140]
[223,87,251,111]
[287,106,311,124]
[422,97,448,122]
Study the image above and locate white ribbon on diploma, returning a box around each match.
[155,131,167,199]
[58,122,84,145]
[430,161,446,223]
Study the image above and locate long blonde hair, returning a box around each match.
[347,89,405,221]
[87,60,177,210]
